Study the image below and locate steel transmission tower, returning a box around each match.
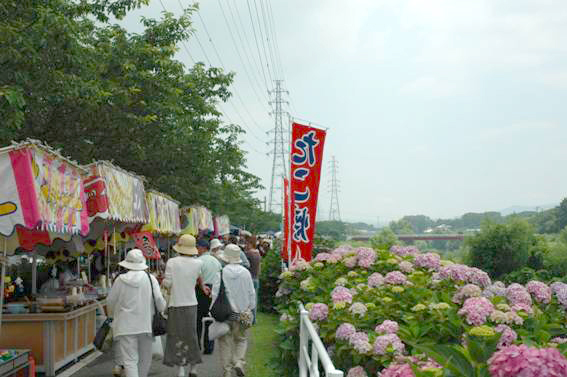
[267,80,289,214]
[328,156,342,221]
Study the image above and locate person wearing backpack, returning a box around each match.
[107,249,166,377]
[211,244,256,377]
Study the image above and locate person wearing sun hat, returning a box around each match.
[107,249,166,377]
[212,244,256,377]
[162,234,210,377]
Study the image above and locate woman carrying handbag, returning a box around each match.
[162,235,211,377]
[107,249,166,377]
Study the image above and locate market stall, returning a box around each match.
[0,140,100,376]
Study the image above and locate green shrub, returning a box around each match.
[259,240,282,313]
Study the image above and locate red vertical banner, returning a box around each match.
[282,178,290,260]
[290,123,326,262]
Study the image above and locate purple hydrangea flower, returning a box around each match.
[385,271,408,285]
[373,334,405,356]
[336,323,356,341]
[308,303,328,321]
[375,320,399,334]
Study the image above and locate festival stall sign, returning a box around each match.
[0,140,89,240]
[288,123,327,262]
[216,215,231,236]
[179,207,198,236]
[143,191,181,235]
[84,161,148,224]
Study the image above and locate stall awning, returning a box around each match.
[143,190,181,235]
[0,141,89,238]
[84,161,148,224]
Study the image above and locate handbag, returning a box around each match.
[210,271,234,322]
[208,320,230,340]
[147,272,167,336]
[93,318,112,350]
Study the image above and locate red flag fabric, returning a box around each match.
[289,123,326,262]
[16,226,51,251]
[282,178,290,261]
[131,231,161,260]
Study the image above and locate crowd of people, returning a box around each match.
[107,232,271,377]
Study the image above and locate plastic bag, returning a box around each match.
[152,336,164,359]
[208,320,230,341]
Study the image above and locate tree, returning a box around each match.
[316,221,348,241]
[0,0,265,228]
[557,198,567,230]
[467,218,534,278]
[370,227,398,250]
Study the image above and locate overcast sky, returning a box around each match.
[121,0,567,224]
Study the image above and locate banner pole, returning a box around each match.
[0,238,6,335]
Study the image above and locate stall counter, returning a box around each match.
[0,300,105,377]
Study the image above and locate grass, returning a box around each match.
[246,312,279,377]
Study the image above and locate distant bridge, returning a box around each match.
[350,234,466,242]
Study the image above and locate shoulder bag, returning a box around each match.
[93,318,112,350]
[210,271,234,322]
[147,272,167,336]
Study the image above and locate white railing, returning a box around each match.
[298,304,344,377]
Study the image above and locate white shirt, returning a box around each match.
[107,270,166,337]
[211,264,256,313]
[198,252,222,286]
[163,256,203,307]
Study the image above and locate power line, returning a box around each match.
[176,0,268,146]
[215,0,270,111]
[252,0,275,83]
[246,0,270,91]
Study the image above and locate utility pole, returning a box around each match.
[267,80,289,215]
[328,156,341,222]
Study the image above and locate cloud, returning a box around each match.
[399,76,457,97]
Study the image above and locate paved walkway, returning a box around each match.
[72,337,224,377]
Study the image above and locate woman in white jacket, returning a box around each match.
[211,244,256,377]
[108,249,166,377]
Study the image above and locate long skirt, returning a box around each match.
[163,305,202,367]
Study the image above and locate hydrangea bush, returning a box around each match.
[275,245,567,377]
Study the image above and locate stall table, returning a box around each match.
[0,300,105,376]
[0,349,30,377]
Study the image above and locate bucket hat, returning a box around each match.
[210,239,223,251]
[118,249,148,271]
[223,244,242,264]
[173,234,199,256]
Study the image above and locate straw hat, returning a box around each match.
[173,234,199,256]
[210,239,223,251]
[223,244,242,264]
[118,249,148,271]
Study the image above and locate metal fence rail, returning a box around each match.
[298,304,344,377]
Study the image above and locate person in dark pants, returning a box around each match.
[196,238,222,354]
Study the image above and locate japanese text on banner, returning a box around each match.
[289,123,326,262]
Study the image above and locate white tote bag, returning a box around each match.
[208,320,230,340]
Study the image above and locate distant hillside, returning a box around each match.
[500,204,557,216]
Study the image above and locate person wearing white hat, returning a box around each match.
[212,244,256,377]
[162,235,210,377]
[107,249,166,377]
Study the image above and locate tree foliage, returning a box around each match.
[467,218,535,278]
[0,0,270,228]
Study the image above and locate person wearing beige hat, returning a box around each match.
[162,234,210,377]
[212,244,256,377]
[107,249,166,377]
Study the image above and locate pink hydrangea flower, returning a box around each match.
[349,302,368,317]
[550,282,567,309]
[343,255,358,268]
[376,320,399,334]
[511,303,533,316]
[506,283,532,306]
[468,267,491,287]
[551,337,567,345]
[332,286,353,304]
[495,325,517,349]
[289,259,311,271]
[453,284,482,303]
[314,252,332,262]
[483,282,507,298]
[368,272,385,288]
[439,264,491,287]
[378,363,415,377]
[458,297,494,326]
[488,345,567,377]
[356,248,376,268]
[346,366,368,377]
[390,245,419,256]
[336,323,356,341]
[385,271,408,285]
[308,303,328,321]
[526,281,552,304]
[373,334,405,356]
[399,261,414,273]
[350,332,372,354]
[414,252,441,270]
